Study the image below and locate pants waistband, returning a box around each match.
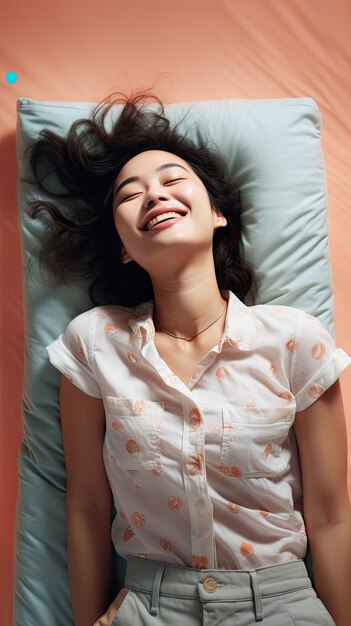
[123,557,312,620]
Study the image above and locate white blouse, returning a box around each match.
[46,290,351,569]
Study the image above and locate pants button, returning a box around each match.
[203,577,217,593]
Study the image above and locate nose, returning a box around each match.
[145,195,170,209]
[144,186,172,209]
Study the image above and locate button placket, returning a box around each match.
[188,350,219,389]
[136,314,216,568]
[181,397,215,568]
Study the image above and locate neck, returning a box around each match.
[152,272,228,338]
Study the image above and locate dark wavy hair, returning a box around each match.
[23,88,259,307]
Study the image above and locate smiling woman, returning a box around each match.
[23,89,258,308]
[24,87,351,626]
[114,161,190,231]
[112,149,228,286]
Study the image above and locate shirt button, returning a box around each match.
[195,499,207,509]
[203,577,217,593]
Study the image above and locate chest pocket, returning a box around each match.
[220,406,295,478]
[105,397,164,470]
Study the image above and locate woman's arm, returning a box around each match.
[293,378,351,626]
[60,374,114,626]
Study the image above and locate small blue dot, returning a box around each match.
[5,71,18,84]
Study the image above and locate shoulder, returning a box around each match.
[248,302,303,338]
[93,303,139,328]
[63,303,135,343]
[251,302,332,327]
[250,302,302,319]
[87,302,153,344]
[249,303,335,353]
[70,303,136,325]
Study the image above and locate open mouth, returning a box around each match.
[143,210,187,231]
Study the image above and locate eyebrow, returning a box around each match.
[113,163,189,199]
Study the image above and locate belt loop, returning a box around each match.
[150,564,166,616]
[248,570,264,621]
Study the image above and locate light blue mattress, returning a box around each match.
[14,95,337,625]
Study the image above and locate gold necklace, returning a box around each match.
[155,303,227,342]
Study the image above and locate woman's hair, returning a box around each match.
[24,88,259,307]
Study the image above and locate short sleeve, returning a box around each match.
[290,308,351,412]
[45,308,102,398]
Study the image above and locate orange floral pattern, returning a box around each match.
[278,391,294,402]
[189,408,201,429]
[168,496,183,511]
[188,454,204,475]
[240,542,255,556]
[263,443,273,459]
[285,338,300,353]
[228,502,242,514]
[311,342,326,360]
[127,352,140,363]
[307,385,325,399]
[131,512,145,528]
[77,340,86,362]
[126,439,140,454]
[216,367,230,379]
[123,526,134,541]
[133,400,145,414]
[269,361,278,375]
[105,322,120,337]
[219,464,242,477]
[192,555,208,568]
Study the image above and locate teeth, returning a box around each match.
[146,211,183,230]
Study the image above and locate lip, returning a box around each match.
[144,216,187,233]
[140,205,188,231]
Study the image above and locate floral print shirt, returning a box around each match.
[45,290,351,569]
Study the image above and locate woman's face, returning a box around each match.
[112,150,227,272]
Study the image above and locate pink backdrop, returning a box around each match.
[1,1,350,623]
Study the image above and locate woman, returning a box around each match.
[27,90,351,625]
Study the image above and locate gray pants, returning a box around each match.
[94,556,336,625]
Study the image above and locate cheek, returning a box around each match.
[113,211,121,235]
[181,182,200,201]
[114,208,142,251]
[184,182,211,206]
[113,211,129,245]
[114,206,131,232]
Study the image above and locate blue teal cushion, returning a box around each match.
[15,96,332,625]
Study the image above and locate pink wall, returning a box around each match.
[1,0,350,623]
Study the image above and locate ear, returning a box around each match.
[121,246,133,264]
[212,206,227,231]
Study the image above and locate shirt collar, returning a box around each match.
[128,290,258,351]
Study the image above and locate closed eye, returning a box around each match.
[120,178,185,203]
[121,192,141,202]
